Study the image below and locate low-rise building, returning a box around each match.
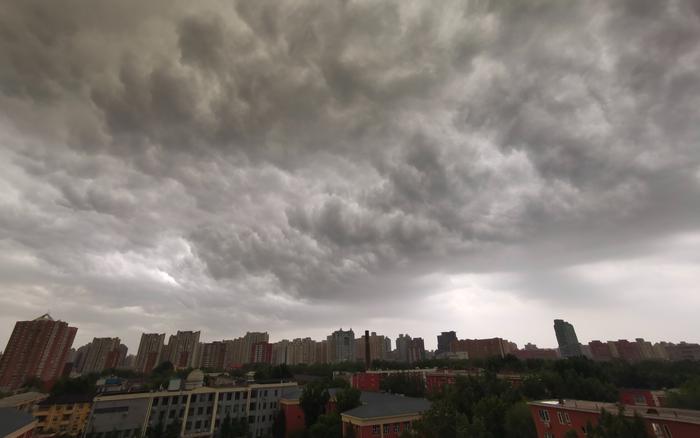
[33,394,92,437]
[279,388,430,438]
[528,399,700,438]
[341,393,431,438]
[0,392,48,413]
[84,370,296,438]
[0,407,37,438]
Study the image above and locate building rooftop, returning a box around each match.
[37,393,94,406]
[529,399,700,425]
[0,391,48,408]
[343,392,431,420]
[0,408,36,435]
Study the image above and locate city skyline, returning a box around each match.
[1,1,700,353]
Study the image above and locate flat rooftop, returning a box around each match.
[529,399,700,425]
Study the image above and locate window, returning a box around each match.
[383,424,389,434]
[404,422,411,430]
[197,407,203,415]
[264,390,268,397]
[182,396,187,404]
[169,410,175,419]
[227,393,232,401]
[207,406,213,414]
[394,423,400,432]
[250,402,256,411]
[152,398,159,406]
[235,392,240,400]
[251,390,258,398]
[544,433,554,438]
[195,420,201,430]
[191,395,197,403]
[188,408,193,416]
[557,411,571,425]
[262,402,267,409]
[539,409,550,423]
[372,425,380,435]
[209,393,214,402]
[248,416,255,424]
[651,423,673,438]
[185,422,191,431]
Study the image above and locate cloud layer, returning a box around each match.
[1,0,699,350]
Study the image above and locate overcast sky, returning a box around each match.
[1,0,700,353]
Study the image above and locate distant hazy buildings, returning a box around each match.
[81,338,127,374]
[554,319,583,358]
[0,314,77,391]
[165,331,201,369]
[327,329,355,363]
[451,337,516,359]
[437,331,457,354]
[134,333,165,373]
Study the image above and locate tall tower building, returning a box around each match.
[327,329,355,363]
[437,331,457,353]
[166,331,201,369]
[81,338,126,374]
[135,333,165,374]
[396,334,412,363]
[0,314,77,391]
[554,319,583,358]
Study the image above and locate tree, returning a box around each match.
[667,377,700,410]
[587,409,650,438]
[300,382,330,428]
[308,413,342,438]
[380,373,425,397]
[335,387,361,413]
[503,402,537,438]
[272,409,286,438]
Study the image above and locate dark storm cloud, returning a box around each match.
[1,0,699,348]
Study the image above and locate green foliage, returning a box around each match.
[51,374,98,396]
[300,382,331,427]
[219,414,249,438]
[587,409,650,438]
[272,409,286,438]
[335,387,361,413]
[21,376,45,391]
[503,402,537,438]
[380,373,426,397]
[414,374,535,438]
[667,377,700,410]
[307,413,342,438]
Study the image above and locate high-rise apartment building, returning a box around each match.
[166,331,201,369]
[81,337,127,374]
[0,314,77,391]
[437,331,457,353]
[134,333,165,374]
[271,340,289,365]
[408,337,426,363]
[553,319,582,358]
[251,342,272,364]
[287,338,316,365]
[396,334,412,363]
[198,341,226,370]
[327,329,355,363]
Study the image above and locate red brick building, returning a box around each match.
[341,393,430,438]
[619,388,668,408]
[529,399,700,438]
[350,369,436,392]
[0,314,77,391]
